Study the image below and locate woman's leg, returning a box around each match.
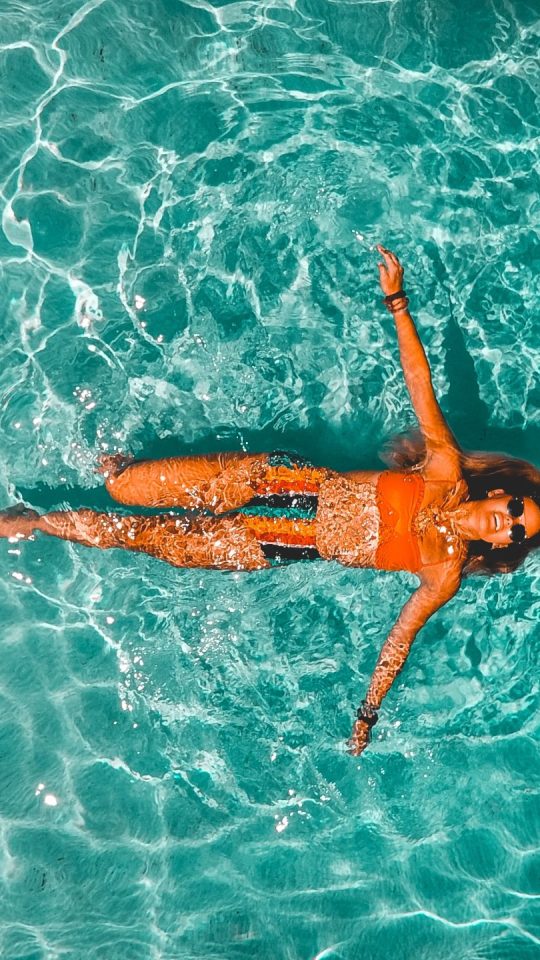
[0,508,270,570]
[99,452,269,512]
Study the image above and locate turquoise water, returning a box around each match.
[1,0,539,956]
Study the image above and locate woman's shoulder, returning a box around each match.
[418,553,464,595]
[421,474,468,509]
[416,475,469,572]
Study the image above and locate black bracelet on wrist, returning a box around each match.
[387,296,409,314]
[383,289,406,305]
[356,701,379,728]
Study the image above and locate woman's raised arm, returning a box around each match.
[348,561,462,756]
[377,246,461,478]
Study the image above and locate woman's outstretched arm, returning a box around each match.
[377,246,461,477]
[349,562,462,756]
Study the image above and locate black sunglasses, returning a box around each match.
[507,497,526,543]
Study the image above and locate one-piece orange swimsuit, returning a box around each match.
[236,454,424,572]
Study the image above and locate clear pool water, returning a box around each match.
[0,1,539,957]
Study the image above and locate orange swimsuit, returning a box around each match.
[236,456,425,572]
[236,453,327,564]
[375,471,425,573]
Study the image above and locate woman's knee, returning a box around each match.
[207,453,269,513]
[102,452,270,511]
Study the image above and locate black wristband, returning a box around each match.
[386,296,409,314]
[356,701,379,728]
[383,290,406,305]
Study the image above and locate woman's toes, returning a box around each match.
[0,505,39,538]
[96,453,133,478]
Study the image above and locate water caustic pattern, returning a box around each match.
[0,0,539,957]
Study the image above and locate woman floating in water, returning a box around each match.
[2,247,539,756]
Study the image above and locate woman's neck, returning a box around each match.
[445,502,478,540]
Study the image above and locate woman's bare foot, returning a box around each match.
[0,505,40,539]
[95,453,134,479]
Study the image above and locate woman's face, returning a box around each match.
[472,491,540,546]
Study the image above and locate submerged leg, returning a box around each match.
[0,508,270,570]
[98,452,269,512]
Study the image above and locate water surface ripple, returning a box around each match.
[0,1,539,958]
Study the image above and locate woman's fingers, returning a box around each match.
[376,244,404,296]
[347,718,371,756]
[379,252,394,272]
[377,244,400,266]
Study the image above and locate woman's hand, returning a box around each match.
[377,244,404,297]
[347,718,372,757]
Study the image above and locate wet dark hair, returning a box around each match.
[381,430,540,577]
